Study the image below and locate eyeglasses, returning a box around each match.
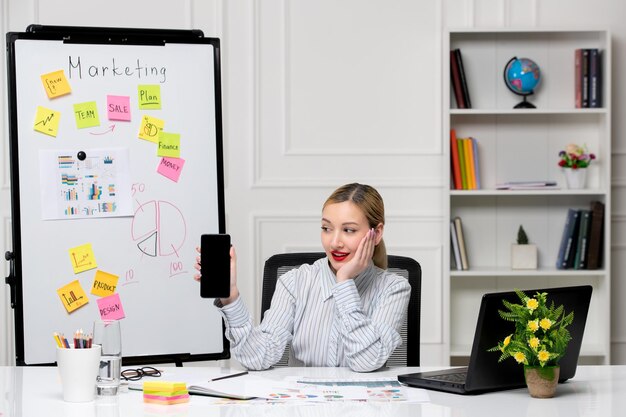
[121,366,162,381]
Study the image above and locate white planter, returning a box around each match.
[511,244,538,270]
[563,168,587,189]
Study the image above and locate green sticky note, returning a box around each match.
[138,85,162,109]
[157,132,181,158]
[73,101,100,129]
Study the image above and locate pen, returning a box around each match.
[211,371,248,382]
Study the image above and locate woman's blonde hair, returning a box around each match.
[323,183,387,269]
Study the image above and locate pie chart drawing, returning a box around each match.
[131,200,187,257]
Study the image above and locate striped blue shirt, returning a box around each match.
[215,257,411,372]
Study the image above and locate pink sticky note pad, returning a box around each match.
[96,293,126,320]
[157,157,186,182]
[107,95,131,121]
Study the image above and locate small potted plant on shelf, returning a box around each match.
[558,143,596,189]
[511,225,537,270]
[488,290,574,398]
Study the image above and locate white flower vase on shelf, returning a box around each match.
[563,168,587,189]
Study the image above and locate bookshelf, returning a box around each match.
[444,29,611,365]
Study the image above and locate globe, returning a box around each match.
[503,57,541,108]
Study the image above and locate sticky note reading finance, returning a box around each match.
[69,243,97,274]
[157,157,186,182]
[41,69,72,99]
[33,106,61,137]
[57,280,89,313]
[91,270,119,297]
[138,85,161,109]
[74,101,100,129]
[107,95,131,121]
[138,115,164,143]
[97,293,126,321]
[157,132,181,158]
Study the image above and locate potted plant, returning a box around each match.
[488,290,574,398]
[558,143,596,189]
[511,225,537,269]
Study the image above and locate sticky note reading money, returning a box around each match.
[157,157,186,182]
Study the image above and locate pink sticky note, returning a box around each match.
[107,95,131,121]
[96,293,126,320]
[157,157,186,182]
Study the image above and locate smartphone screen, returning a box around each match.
[200,234,231,298]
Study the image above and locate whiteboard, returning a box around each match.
[6,28,227,365]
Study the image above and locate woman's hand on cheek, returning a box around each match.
[336,229,375,282]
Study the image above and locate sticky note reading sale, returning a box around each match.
[157,157,186,182]
[57,280,89,313]
[41,69,72,98]
[138,85,161,109]
[74,101,100,129]
[69,243,97,274]
[33,106,61,137]
[138,115,164,143]
[91,270,119,297]
[157,132,181,158]
[97,293,126,321]
[107,95,131,121]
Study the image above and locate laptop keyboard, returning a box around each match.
[424,372,467,384]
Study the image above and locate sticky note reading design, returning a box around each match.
[138,85,161,109]
[69,243,97,274]
[91,270,119,297]
[157,157,186,182]
[74,101,100,129]
[138,115,164,143]
[33,106,61,137]
[41,69,72,99]
[57,280,89,313]
[97,293,126,321]
[107,95,131,121]
[157,132,181,158]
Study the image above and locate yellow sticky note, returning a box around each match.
[41,70,72,99]
[33,106,61,137]
[138,85,161,110]
[138,115,165,143]
[69,243,97,274]
[57,280,89,313]
[74,101,100,129]
[157,132,181,158]
[91,270,119,297]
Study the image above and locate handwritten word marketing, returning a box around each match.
[68,56,167,83]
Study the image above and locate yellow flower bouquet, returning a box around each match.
[488,290,574,367]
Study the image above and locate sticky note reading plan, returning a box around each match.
[33,106,61,137]
[57,280,89,313]
[91,270,119,297]
[138,85,161,109]
[97,293,126,321]
[157,132,181,158]
[107,95,131,121]
[41,69,72,98]
[69,243,97,274]
[157,157,186,182]
[74,101,100,129]
[138,115,164,143]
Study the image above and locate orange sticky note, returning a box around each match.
[33,106,61,137]
[57,280,89,313]
[41,70,72,98]
[138,115,164,143]
[91,270,119,297]
[69,243,97,274]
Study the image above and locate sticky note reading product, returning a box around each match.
[74,101,100,129]
[107,95,131,121]
[138,85,161,109]
[138,115,164,143]
[91,270,119,297]
[157,157,186,182]
[157,132,181,158]
[33,106,61,137]
[40,69,72,98]
[57,280,89,313]
[69,243,97,274]
[97,293,126,321]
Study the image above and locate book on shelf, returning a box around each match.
[450,129,462,190]
[495,181,559,190]
[454,49,472,108]
[450,50,466,109]
[586,200,605,270]
[450,221,462,270]
[471,137,481,189]
[589,48,602,108]
[556,209,581,269]
[464,138,476,189]
[582,48,590,108]
[450,134,480,190]
[575,48,583,108]
[574,209,592,270]
[457,138,468,189]
[454,216,469,270]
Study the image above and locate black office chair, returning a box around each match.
[261,252,421,367]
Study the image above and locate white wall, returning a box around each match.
[1,0,624,366]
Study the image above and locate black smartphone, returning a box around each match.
[200,234,231,298]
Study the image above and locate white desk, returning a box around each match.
[1,365,625,416]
